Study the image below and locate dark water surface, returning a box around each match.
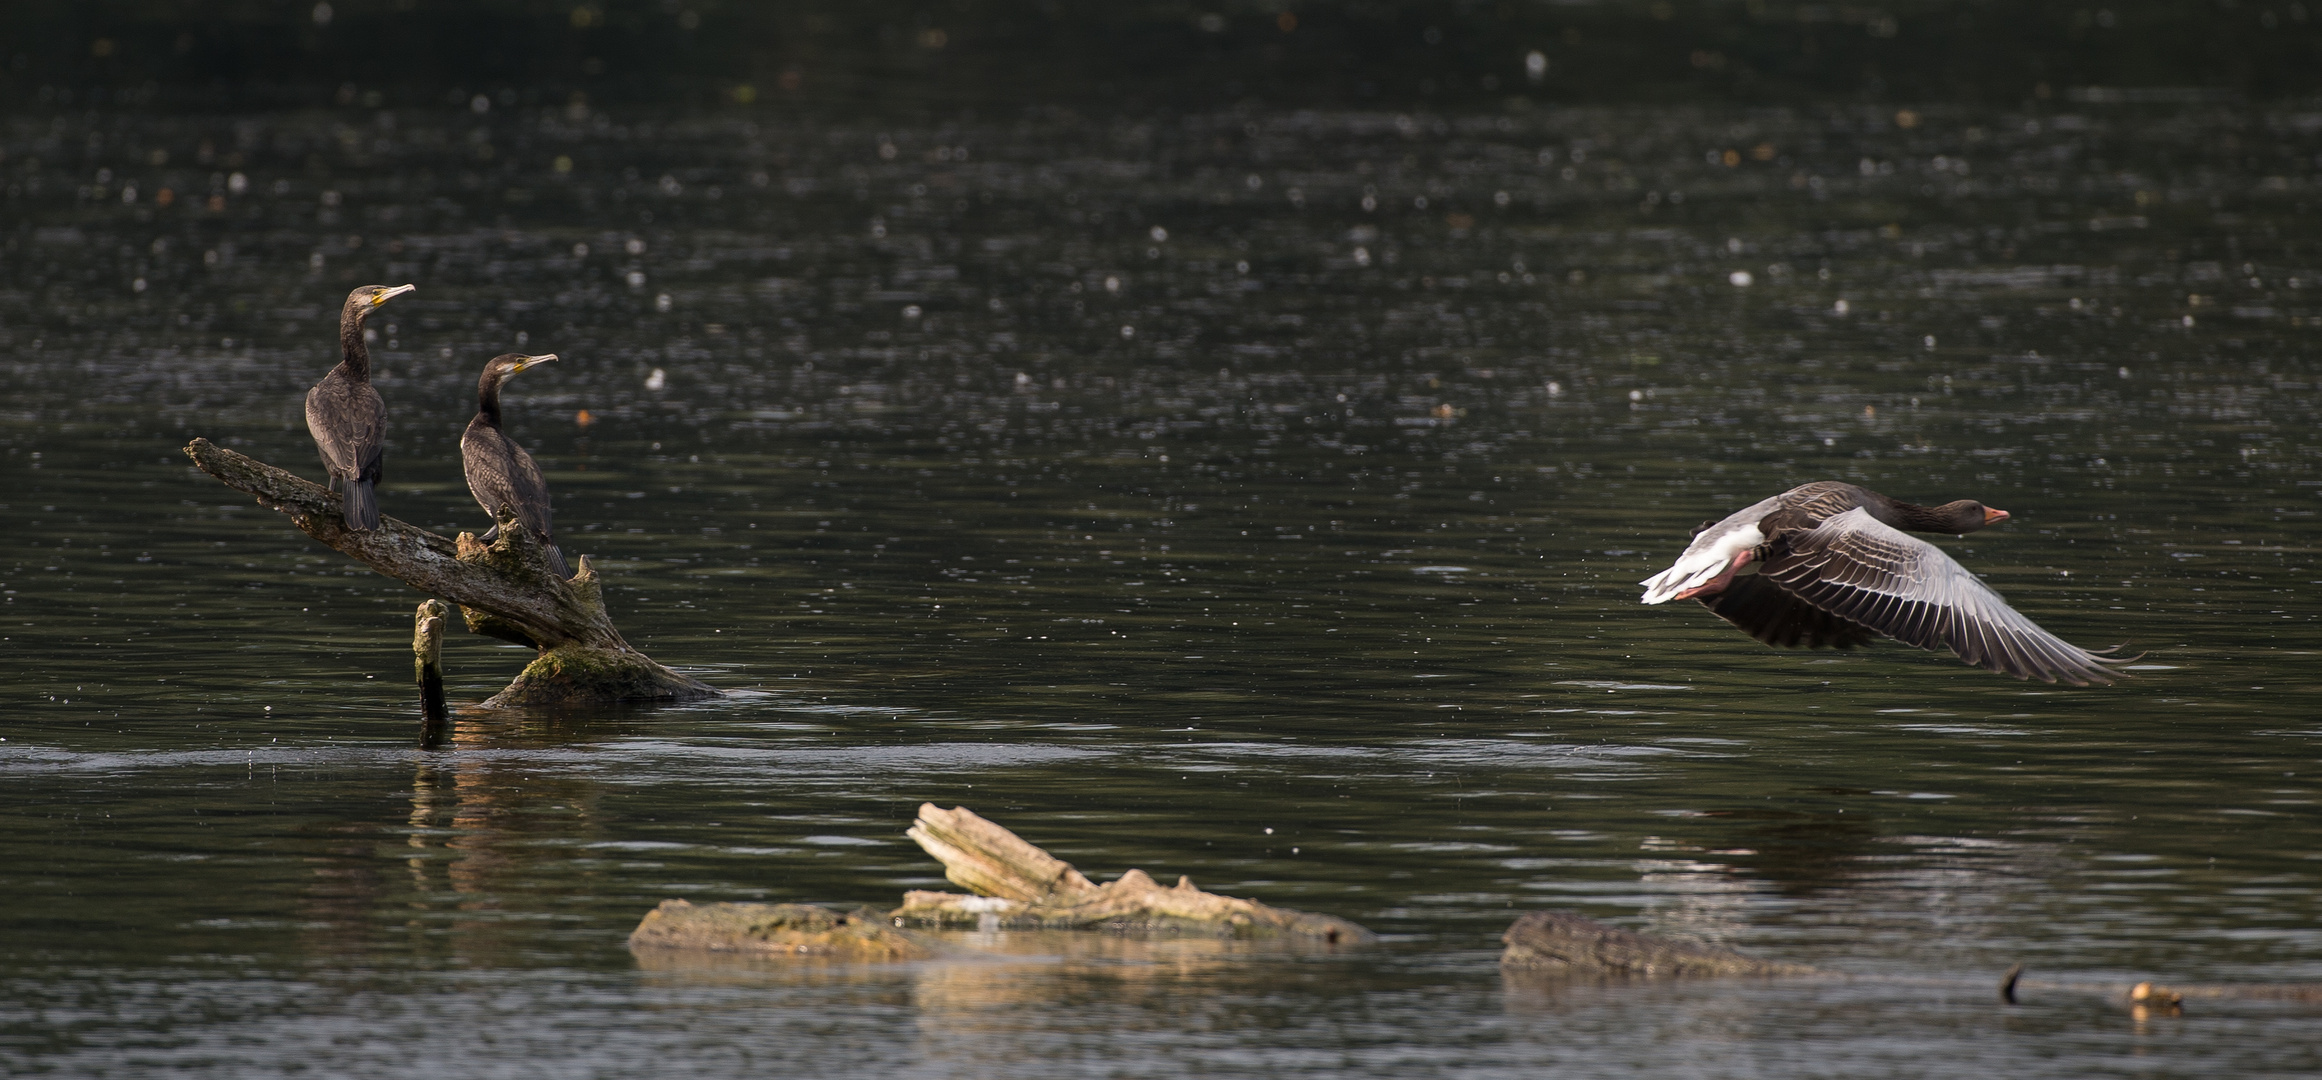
[4,98,2321,1076]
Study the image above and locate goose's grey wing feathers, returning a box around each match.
[1760,507,2128,685]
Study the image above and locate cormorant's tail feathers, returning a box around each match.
[343,479,380,532]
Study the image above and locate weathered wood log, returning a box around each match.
[1500,910,1819,978]
[185,438,717,706]
[905,800,1099,903]
[628,899,929,960]
[897,804,1374,943]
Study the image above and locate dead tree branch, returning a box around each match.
[185,437,717,706]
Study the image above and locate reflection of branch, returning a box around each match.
[899,804,1373,942]
[185,438,717,706]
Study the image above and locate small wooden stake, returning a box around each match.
[414,598,449,747]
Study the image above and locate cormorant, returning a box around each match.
[462,352,570,578]
[304,283,416,530]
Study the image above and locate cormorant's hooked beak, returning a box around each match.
[511,353,558,373]
[372,283,417,305]
[1983,507,2012,525]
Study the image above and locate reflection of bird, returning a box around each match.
[1639,481,2131,684]
[462,352,569,578]
[304,283,415,530]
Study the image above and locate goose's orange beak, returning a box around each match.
[1983,507,2011,525]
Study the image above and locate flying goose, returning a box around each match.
[1638,482,2132,684]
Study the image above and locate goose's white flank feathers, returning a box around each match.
[1638,494,1782,604]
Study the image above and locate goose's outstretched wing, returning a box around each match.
[1697,575,1881,650]
[1758,507,2131,685]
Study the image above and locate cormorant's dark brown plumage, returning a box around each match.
[304,283,415,530]
[462,352,569,578]
[1639,481,2134,685]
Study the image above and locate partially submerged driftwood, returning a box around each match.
[1500,910,1817,978]
[629,900,928,960]
[896,803,1374,943]
[1505,910,2322,1012]
[627,804,1374,961]
[623,811,2322,1006]
[2022,973,2322,1010]
[186,438,717,706]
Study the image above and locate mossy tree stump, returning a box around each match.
[186,437,717,706]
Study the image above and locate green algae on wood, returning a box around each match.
[628,900,928,960]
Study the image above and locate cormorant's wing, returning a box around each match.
[503,440,554,540]
[1759,507,2129,685]
[462,421,554,541]
[305,371,385,482]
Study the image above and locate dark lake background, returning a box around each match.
[5,3,2321,1076]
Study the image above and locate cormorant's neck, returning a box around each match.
[339,306,373,380]
[476,370,505,428]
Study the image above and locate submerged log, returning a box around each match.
[2132,980,2322,1004]
[185,438,717,706]
[1505,913,2322,1009]
[897,804,1374,943]
[2013,973,2322,1009]
[626,805,1373,960]
[628,899,928,960]
[1500,910,1818,978]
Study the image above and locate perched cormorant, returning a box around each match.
[1638,482,2132,685]
[304,283,416,530]
[462,352,570,578]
